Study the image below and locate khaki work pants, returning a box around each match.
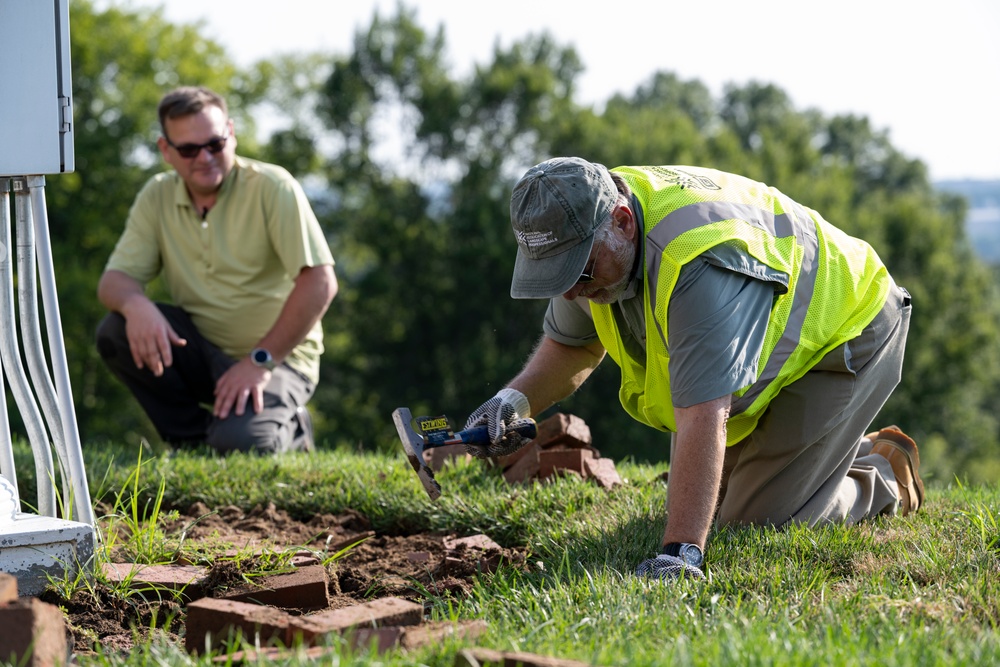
[715,283,912,527]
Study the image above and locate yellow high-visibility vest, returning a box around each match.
[591,166,890,444]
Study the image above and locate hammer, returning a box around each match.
[392,407,537,499]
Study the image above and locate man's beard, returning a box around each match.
[586,231,635,305]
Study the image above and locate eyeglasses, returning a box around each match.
[164,130,230,159]
[577,236,603,284]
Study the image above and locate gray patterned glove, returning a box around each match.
[467,418,536,458]
[464,388,531,444]
[635,554,705,581]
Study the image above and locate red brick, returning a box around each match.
[401,619,488,650]
[584,457,624,489]
[290,554,321,567]
[0,597,69,666]
[349,626,405,652]
[213,645,336,663]
[326,530,376,553]
[423,443,471,471]
[503,443,540,483]
[444,534,502,552]
[185,597,292,654]
[220,620,489,661]
[533,413,592,450]
[102,562,208,601]
[538,448,595,478]
[490,435,539,470]
[441,557,465,575]
[290,597,423,643]
[0,572,17,603]
[218,564,329,610]
[458,647,595,666]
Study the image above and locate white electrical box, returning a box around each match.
[0,0,75,176]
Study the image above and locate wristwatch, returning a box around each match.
[662,542,704,567]
[250,347,275,371]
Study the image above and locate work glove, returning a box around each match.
[634,554,705,581]
[464,387,533,458]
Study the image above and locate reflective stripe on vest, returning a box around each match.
[644,198,818,415]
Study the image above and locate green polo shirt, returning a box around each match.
[106,156,334,383]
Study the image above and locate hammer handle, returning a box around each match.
[426,420,537,448]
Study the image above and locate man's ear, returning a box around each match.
[612,200,637,241]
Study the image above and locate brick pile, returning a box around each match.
[6,554,601,666]
[100,533,534,661]
[425,412,624,489]
[96,553,477,657]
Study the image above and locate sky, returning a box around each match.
[109,0,1000,182]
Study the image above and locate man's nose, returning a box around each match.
[562,283,584,300]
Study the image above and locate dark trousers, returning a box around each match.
[96,304,314,454]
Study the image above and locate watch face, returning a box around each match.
[251,348,274,368]
[678,544,704,567]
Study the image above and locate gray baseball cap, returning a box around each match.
[509,157,617,299]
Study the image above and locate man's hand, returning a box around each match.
[213,358,271,419]
[635,554,705,581]
[123,300,187,376]
[464,387,531,444]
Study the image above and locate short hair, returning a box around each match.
[157,86,228,135]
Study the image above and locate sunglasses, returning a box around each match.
[164,131,230,159]
[577,236,604,284]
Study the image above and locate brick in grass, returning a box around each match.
[0,597,70,667]
[290,597,423,643]
[583,457,624,489]
[443,534,503,552]
[0,572,16,603]
[185,597,292,654]
[538,447,595,479]
[401,619,488,650]
[503,442,541,483]
[102,562,209,601]
[218,564,329,610]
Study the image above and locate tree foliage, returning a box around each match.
[17,1,997,483]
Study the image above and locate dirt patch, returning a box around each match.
[40,503,528,657]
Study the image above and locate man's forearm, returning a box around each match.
[662,395,730,549]
[254,264,337,362]
[97,269,151,315]
[507,335,605,417]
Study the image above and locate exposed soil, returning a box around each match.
[39,502,529,657]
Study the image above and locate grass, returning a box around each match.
[12,439,1000,665]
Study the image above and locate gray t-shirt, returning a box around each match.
[543,243,784,407]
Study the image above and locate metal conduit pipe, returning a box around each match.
[28,176,95,526]
[1,179,55,517]
[0,180,20,498]
[15,184,71,514]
